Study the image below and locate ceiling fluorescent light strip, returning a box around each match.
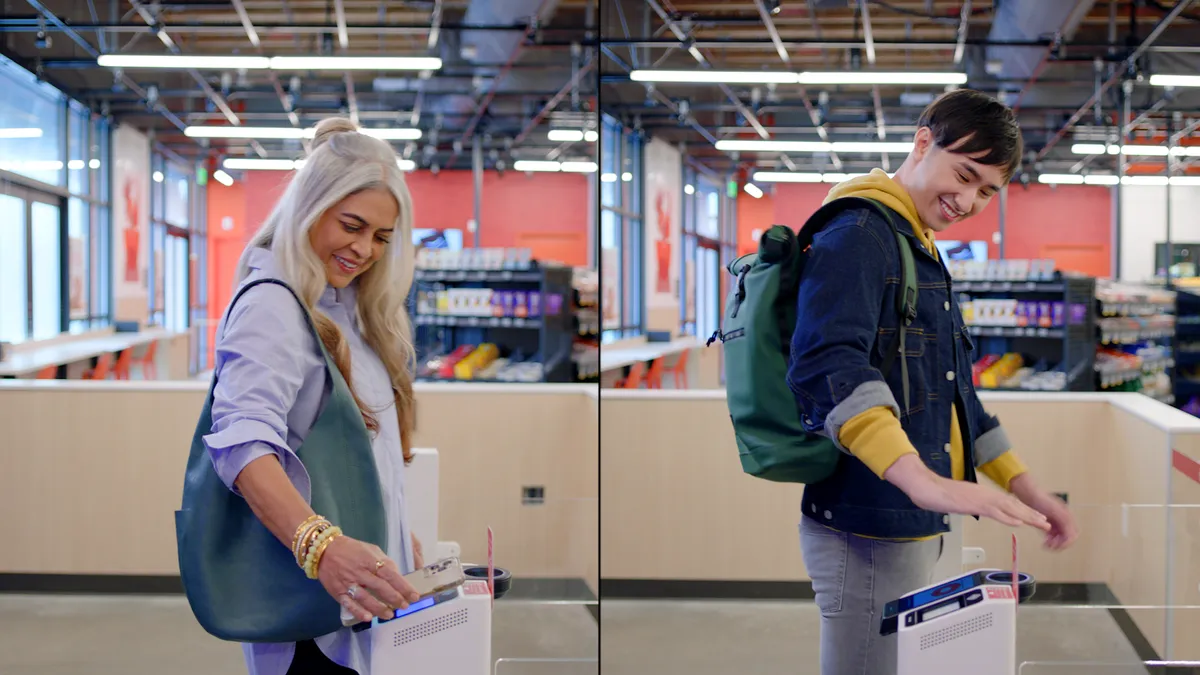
[630,70,966,86]
[1150,74,1200,88]
[513,160,562,172]
[97,55,441,71]
[97,54,270,69]
[629,70,797,84]
[797,71,967,85]
[226,158,417,171]
[560,161,598,173]
[753,172,868,183]
[548,129,586,142]
[717,140,913,153]
[269,56,442,71]
[1071,143,1200,157]
[186,126,421,140]
[744,183,764,198]
[1036,173,1200,187]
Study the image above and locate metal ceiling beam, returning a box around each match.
[21,0,188,132]
[1036,0,1196,161]
[512,58,596,145]
[600,44,718,146]
[230,0,299,127]
[953,1,971,65]
[858,0,889,171]
[754,0,838,171]
[645,0,797,171]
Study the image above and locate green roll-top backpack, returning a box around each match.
[707,197,919,484]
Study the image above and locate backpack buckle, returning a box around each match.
[902,287,918,325]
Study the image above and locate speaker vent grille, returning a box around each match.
[920,612,993,650]
[393,608,470,647]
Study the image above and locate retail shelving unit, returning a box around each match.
[1173,290,1200,413]
[1094,281,1176,404]
[412,260,575,383]
[571,267,599,383]
[953,272,1096,392]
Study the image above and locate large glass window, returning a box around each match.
[0,58,65,187]
[148,150,197,360]
[599,113,644,343]
[680,166,737,342]
[0,55,112,341]
[0,193,27,344]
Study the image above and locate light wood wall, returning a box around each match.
[600,390,1200,660]
[0,381,597,595]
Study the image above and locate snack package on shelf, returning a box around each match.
[946,258,1056,282]
[452,343,500,380]
[977,353,1024,388]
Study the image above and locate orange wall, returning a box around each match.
[740,182,1113,277]
[207,169,591,342]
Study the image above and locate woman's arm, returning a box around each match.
[235,454,315,549]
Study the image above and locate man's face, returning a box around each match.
[907,128,1007,232]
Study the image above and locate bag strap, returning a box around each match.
[219,277,340,378]
[800,197,919,415]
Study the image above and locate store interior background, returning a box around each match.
[0,1,597,674]
[597,1,1200,674]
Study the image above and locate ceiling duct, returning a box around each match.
[984,0,1095,81]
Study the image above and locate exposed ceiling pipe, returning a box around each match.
[1011,0,1092,113]
[445,20,539,170]
[1036,0,1196,161]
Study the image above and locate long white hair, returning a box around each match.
[234,116,417,462]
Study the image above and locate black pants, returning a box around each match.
[285,640,358,675]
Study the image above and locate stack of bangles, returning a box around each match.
[292,514,343,580]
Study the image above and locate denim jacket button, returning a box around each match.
[943,443,951,452]
[946,371,955,381]
[823,510,833,520]
[944,301,950,311]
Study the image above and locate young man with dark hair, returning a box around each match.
[788,89,1078,675]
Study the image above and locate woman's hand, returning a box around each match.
[1009,473,1079,550]
[316,535,421,623]
[412,532,425,569]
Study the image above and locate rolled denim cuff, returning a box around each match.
[974,424,1012,467]
[824,379,901,454]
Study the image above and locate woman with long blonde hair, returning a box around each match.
[199,117,424,674]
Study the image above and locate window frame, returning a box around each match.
[600,113,646,344]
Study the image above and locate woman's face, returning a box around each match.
[308,187,399,288]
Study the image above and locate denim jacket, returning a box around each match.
[786,205,1012,539]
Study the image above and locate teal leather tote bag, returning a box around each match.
[175,278,388,643]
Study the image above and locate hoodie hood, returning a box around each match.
[822,169,937,257]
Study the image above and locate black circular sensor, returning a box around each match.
[462,565,513,599]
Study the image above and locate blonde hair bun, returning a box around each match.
[311,117,359,152]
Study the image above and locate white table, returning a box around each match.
[599,336,706,372]
[0,328,179,377]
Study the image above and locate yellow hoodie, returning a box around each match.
[821,169,1028,539]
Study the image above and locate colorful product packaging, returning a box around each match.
[513,291,528,318]
[528,291,542,318]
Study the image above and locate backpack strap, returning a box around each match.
[799,197,919,415]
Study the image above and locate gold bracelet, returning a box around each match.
[301,525,339,576]
[294,520,331,564]
[291,515,323,552]
[307,527,342,580]
[298,523,332,568]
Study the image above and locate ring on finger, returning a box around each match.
[347,583,359,599]
[374,560,385,574]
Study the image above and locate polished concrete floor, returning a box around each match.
[0,594,597,675]
[601,599,1153,675]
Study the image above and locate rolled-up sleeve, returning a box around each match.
[204,282,315,500]
[787,213,900,452]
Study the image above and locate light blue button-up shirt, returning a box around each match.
[204,246,414,674]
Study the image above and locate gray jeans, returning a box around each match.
[799,515,944,675]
